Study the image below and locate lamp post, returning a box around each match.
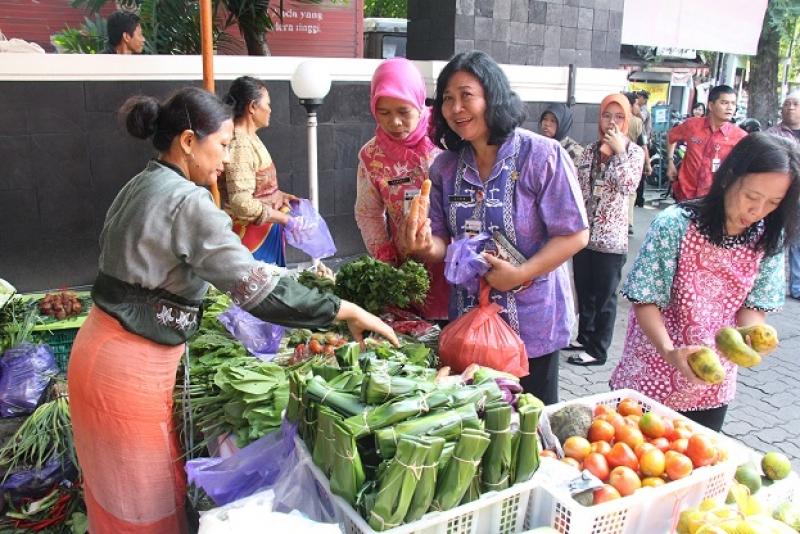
[290,61,332,212]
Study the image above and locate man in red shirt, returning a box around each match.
[666,85,747,200]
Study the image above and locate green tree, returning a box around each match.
[748,0,800,125]
[364,0,406,18]
[71,0,337,55]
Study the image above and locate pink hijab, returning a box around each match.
[370,58,436,167]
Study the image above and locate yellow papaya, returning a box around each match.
[715,327,762,368]
[736,324,779,354]
[688,348,726,384]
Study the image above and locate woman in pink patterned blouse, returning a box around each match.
[610,134,799,431]
[354,58,449,320]
[568,94,644,367]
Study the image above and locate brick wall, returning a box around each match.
[408,0,623,69]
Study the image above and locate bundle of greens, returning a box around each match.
[329,419,366,506]
[343,389,451,439]
[514,394,545,484]
[0,393,76,479]
[481,401,513,493]
[404,436,445,522]
[366,436,430,531]
[374,404,481,459]
[334,256,430,314]
[360,372,435,405]
[187,359,289,447]
[312,405,341,477]
[305,375,366,418]
[430,428,491,512]
[297,269,336,294]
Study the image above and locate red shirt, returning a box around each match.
[668,117,747,200]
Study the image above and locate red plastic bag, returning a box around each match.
[438,280,529,377]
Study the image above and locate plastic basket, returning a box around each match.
[743,449,800,513]
[31,327,78,372]
[296,436,538,534]
[523,389,750,534]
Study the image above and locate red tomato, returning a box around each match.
[685,434,717,468]
[617,398,644,417]
[665,451,693,480]
[609,466,642,497]
[584,452,610,482]
[593,484,622,505]
[588,419,616,443]
[606,442,639,471]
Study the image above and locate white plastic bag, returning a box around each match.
[198,489,341,534]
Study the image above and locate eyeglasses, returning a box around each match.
[601,113,626,122]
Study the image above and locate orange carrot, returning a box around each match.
[407,196,421,243]
[420,179,432,198]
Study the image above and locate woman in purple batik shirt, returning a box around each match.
[404,51,589,404]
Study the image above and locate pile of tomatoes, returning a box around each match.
[290,331,348,364]
[541,398,727,506]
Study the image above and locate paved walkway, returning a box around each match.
[558,201,800,472]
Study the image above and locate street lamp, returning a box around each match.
[291,61,332,212]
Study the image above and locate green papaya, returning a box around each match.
[715,327,762,368]
[687,348,726,384]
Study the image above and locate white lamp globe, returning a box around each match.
[291,61,331,101]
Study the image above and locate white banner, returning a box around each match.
[621,0,768,56]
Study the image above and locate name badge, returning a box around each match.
[388,176,411,186]
[448,193,473,203]
[711,158,721,173]
[404,188,420,215]
[463,218,482,237]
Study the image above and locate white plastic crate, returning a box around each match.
[295,436,538,534]
[523,389,750,534]
[743,449,800,513]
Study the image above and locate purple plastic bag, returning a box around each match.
[1,457,78,498]
[0,343,58,417]
[285,199,337,260]
[444,233,491,295]
[186,421,297,506]
[218,305,284,360]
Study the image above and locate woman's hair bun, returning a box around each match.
[120,95,161,139]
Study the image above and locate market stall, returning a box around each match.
[1,266,800,533]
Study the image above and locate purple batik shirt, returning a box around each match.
[429,128,588,358]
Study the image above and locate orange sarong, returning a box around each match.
[67,307,189,534]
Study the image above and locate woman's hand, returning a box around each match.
[603,123,627,155]
[336,301,400,347]
[402,217,435,258]
[661,346,707,386]
[258,201,290,225]
[481,253,526,292]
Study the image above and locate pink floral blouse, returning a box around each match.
[576,141,644,254]
[354,137,449,319]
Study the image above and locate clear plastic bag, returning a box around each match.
[217,305,283,360]
[0,343,58,417]
[285,199,337,260]
[444,233,491,295]
[186,422,297,506]
[438,279,529,377]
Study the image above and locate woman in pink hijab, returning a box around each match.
[354,57,449,320]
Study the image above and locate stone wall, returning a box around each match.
[0,79,600,292]
[408,0,624,69]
